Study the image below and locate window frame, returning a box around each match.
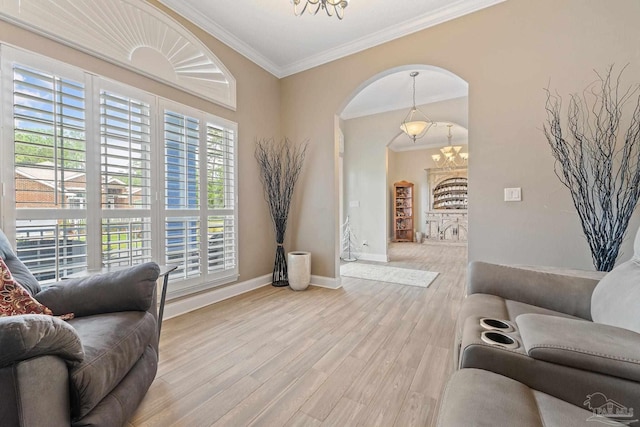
[159,99,239,297]
[0,45,239,299]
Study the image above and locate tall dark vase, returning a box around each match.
[272,243,288,287]
[255,138,307,286]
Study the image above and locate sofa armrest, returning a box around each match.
[36,262,160,317]
[517,314,640,382]
[0,315,84,368]
[468,261,603,319]
[0,356,72,427]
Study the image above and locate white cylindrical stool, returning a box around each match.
[288,251,311,291]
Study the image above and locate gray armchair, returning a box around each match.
[0,229,160,427]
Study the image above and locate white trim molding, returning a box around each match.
[158,0,281,78]
[163,274,271,320]
[311,275,342,290]
[357,253,390,263]
[0,0,237,109]
[160,0,506,78]
[163,273,343,319]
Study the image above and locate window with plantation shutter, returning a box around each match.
[162,107,238,293]
[12,63,88,282]
[1,46,238,296]
[100,90,153,268]
[164,110,201,280]
[206,123,236,273]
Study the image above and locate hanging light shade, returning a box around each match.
[292,0,349,20]
[431,124,469,169]
[400,72,433,142]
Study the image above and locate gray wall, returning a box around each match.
[283,0,640,278]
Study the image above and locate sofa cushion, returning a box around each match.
[518,314,640,383]
[0,258,52,317]
[68,311,156,419]
[36,262,160,317]
[591,258,640,333]
[437,369,625,427]
[0,229,40,296]
[0,314,83,368]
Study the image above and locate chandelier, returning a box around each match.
[400,71,434,143]
[432,124,468,168]
[292,0,349,20]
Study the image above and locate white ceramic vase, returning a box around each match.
[288,251,311,291]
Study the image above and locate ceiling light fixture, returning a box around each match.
[292,0,348,20]
[432,124,468,168]
[400,71,434,143]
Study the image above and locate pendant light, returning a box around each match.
[400,71,434,142]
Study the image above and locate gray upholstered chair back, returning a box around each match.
[591,227,640,333]
[0,229,41,295]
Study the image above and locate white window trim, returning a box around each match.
[159,99,239,298]
[0,45,239,299]
[0,0,237,110]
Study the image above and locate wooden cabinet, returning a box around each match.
[393,181,414,242]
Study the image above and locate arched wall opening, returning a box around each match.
[336,64,469,275]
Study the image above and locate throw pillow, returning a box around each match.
[0,258,72,319]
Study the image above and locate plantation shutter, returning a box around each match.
[206,123,236,272]
[3,47,239,294]
[162,108,239,294]
[100,90,153,267]
[12,64,88,281]
[164,110,201,280]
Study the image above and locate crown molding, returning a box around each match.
[280,0,506,77]
[158,0,282,77]
[162,0,506,78]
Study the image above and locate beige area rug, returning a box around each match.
[340,262,439,288]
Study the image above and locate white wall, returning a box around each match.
[343,97,467,260]
[342,114,390,261]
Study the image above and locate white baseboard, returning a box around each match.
[357,253,389,262]
[163,273,271,320]
[311,274,342,289]
[163,272,343,319]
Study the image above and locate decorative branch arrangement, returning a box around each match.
[544,65,640,271]
[255,138,308,286]
[341,215,358,262]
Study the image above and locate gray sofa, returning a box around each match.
[438,229,640,425]
[0,229,160,427]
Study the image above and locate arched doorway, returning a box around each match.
[335,65,469,272]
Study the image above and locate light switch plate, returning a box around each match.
[349,200,360,208]
[504,188,522,202]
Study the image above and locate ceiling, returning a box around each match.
[389,121,468,152]
[341,67,468,120]
[159,0,478,150]
[159,0,506,78]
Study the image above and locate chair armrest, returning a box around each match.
[36,262,160,317]
[517,314,640,382]
[468,261,603,319]
[0,315,84,368]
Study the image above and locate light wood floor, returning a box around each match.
[130,242,467,427]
